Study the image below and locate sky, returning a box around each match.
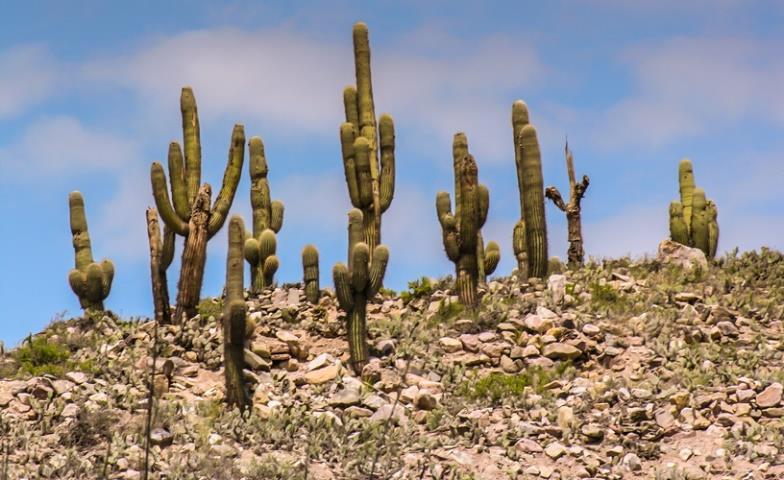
[1,1,783,347]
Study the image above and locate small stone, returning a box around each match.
[477,331,496,342]
[522,345,540,357]
[414,391,438,410]
[439,337,463,353]
[679,448,693,461]
[243,349,270,370]
[581,423,604,441]
[544,442,566,459]
[459,334,480,352]
[305,364,339,385]
[756,383,782,408]
[515,438,543,453]
[275,330,299,344]
[370,404,408,426]
[655,409,676,429]
[500,355,520,373]
[542,343,581,360]
[307,353,334,371]
[329,388,361,407]
[61,403,80,418]
[525,314,553,334]
[622,453,642,472]
[582,324,601,336]
[557,406,574,430]
[150,428,173,447]
[65,371,88,384]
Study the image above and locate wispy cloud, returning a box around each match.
[0,45,58,118]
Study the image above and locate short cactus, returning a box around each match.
[150,87,245,320]
[545,141,590,267]
[245,136,284,292]
[513,100,548,279]
[436,133,499,308]
[68,191,114,311]
[339,22,395,254]
[302,245,320,304]
[243,229,279,292]
[224,216,250,410]
[333,209,389,375]
[668,159,719,259]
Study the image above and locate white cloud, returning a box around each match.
[0,45,58,118]
[0,115,140,177]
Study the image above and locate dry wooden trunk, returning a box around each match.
[174,185,211,322]
[146,208,171,324]
[545,144,590,268]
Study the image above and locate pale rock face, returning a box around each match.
[657,239,708,271]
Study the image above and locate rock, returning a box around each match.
[515,438,543,453]
[525,314,553,334]
[243,349,271,370]
[557,406,574,430]
[414,390,438,411]
[275,330,300,344]
[500,355,520,373]
[459,334,480,352]
[622,453,642,472]
[0,387,14,407]
[52,380,75,395]
[655,409,676,429]
[61,403,80,418]
[657,240,708,271]
[756,383,783,408]
[376,339,396,356]
[716,321,739,337]
[542,343,581,360]
[65,371,88,385]
[149,428,173,447]
[370,404,408,426]
[329,388,361,407]
[307,353,334,372]
[581,423,604,441]
[439,337,463,353]
[305,364,339,385]
[547,274,567,304]
[582,324,601,336]
[477,332,496,342]
[544,442,566,459]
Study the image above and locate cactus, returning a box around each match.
[224,216,250,410]
[68,191,114,311]
[668,159,719,259]
[333,209,389,375]
[146,208,171,324]
[150,87,245,320]
[513,220,528,281]
[339,22,395,254]
[545,141,590,267]
[243,229,280,293]
[436,133,499,308]
[513,100,548,279]
[302,245,320,304]
[245,136,284,292]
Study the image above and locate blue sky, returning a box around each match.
[1,1,783,347]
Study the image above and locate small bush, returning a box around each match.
[401,277,434,303]
[198,297,223,319]
[460,363,574,403]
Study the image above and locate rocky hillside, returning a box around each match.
[1,248,784,479]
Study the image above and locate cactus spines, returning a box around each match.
[515,113,549,278]
[340,22,395,254]
[436,134,500,308]
[68,191,114,311]
[332,208,389,375]
[302,245,320,304]
[243,229,279,293]
[150,87,244,320]
[668,160,719,259]
[224,215,250,411]
[545,142,590,267]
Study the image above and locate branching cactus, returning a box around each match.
[545,142,590,267]
[68,191,114,311]
[436,133,499,308]
[668,159,719,259]
[513,100,548,279]
[224,216,250,411]
[243,229,279,293]
[150,87,245,320]
[302,245,320,304]
[339,22,395,254]
[245,136,284,292]
[333,209,389,375]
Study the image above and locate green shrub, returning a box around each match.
[460,363,574,403]
[401,277,434,303]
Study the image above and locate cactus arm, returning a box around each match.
[457,156,480,249]
[167,142,189,221]
[708,201,719,259]
[262,256,279,287]
[68,270,86,302]
[161,225,175,270]
[513,220,528,280]
[545,186,567,211]
[378,114,395,212]
[340,123,361,207]
[353,137,374,207]
[367,245,389,297]
[477,183,489,229]
[512,101,530,217]
[85,263,105,308]
[180,87,202,207]
[484,241,500,276]
[351,243,370,290]
[690,188,710,257]
[452,133,469,217]
[343,86,359,131]
[678,158,695,229]
[69,191,94,270]
[208,124,245,237]
[248,136,271,236]
[243,238,260,270]
[150,162,189,236]
[270,201,284,233]
[333,263,354,311]
[519,124,548,278]
[669,201,690,246]
[347,209,364,271]
[100,260,115,298]
[302,245,320,304]
[353,22,377,157]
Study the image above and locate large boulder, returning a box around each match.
[657,240,708,271]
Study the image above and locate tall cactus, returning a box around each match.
[545,142,590,267]
[436,133,500,308]
[224,216,250,410]
[339,22,395,254]
[302,245,320,304]
[68,191,114,311]
[244,136,284,293]
[333,209,389,375]
[150,87,244,320]
[668,159,719,259]
[513,100,548,278]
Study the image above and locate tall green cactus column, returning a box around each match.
[436,134,500,308]
[339,22,395,254]
[244,137,284,293]
[668,159,719,259]
[68,191,114,311]
[333,209,389,375]
[224,216,250,411]
[513,100,548,278]
[302,245,320,304]
[150,87,245,321]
